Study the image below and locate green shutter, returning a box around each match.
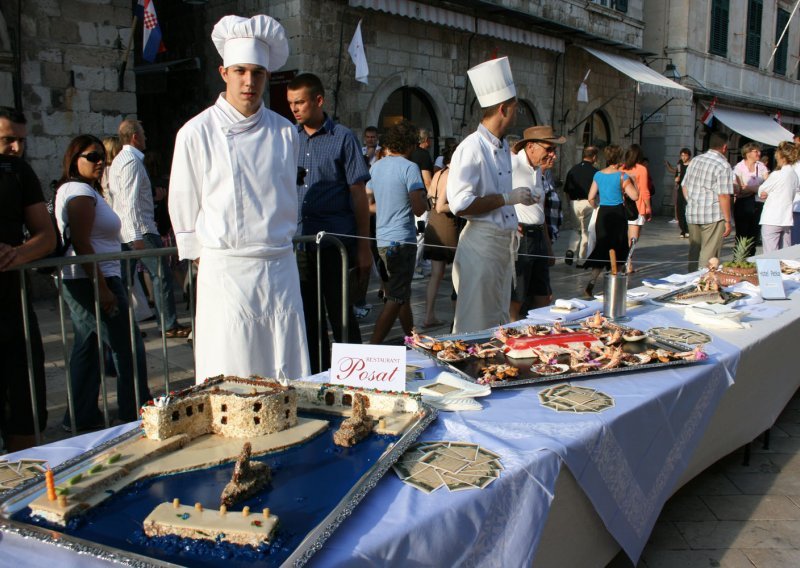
[710,0,730,57]
[744,0,762,67]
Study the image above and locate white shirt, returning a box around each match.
[446,123,517,231]
[169,94,300,260]
[511,149,546,226]
[55,182,122,279]
[108,144,157,242]
[759,164,799,227]
[792,162,800,212]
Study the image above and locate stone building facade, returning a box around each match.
[3,0,678,216]
[0,0,135,188]
[643,0,800,214]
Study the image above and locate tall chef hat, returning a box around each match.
[211,15,289,72]
[467,57,516,108]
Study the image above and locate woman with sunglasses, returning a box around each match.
[54,135,151,431]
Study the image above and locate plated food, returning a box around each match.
[408,316,708,387]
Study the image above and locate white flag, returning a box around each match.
[348,20,369,85]
[577,69,590,103]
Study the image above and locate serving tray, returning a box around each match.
[650,284,746,307]
[0,389,437,568]
[410,324,705,389]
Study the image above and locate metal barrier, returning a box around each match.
[10,232,348,446]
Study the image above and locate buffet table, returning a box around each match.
[3,247,800,567]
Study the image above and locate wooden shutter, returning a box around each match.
[744,0,762,67]
[709,0,730,57]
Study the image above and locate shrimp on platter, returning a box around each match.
[468,342,503,359]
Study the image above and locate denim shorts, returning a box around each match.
[378,243,417,303]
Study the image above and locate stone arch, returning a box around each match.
[364,71,453,139]
[575,96,616,148]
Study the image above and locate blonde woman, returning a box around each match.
[100,136,122,197]
[759,142,799,252]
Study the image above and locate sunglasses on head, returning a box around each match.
[79,151,105,164]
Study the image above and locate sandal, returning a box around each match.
[164,325,191,338]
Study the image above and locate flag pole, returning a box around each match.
[118,15,138,91]
[332,12,346,121]
[766,0,800,70]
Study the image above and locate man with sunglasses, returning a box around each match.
[509,126,565,319]
[169,15,310,384]
[0,107,54,450]
[108,118,189,339]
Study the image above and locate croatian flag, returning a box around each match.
[137,0,165,63]
[700,97,717,127]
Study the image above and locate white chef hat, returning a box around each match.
[467,57,516,108]
[211,15,289,72]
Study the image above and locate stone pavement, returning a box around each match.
[22,216,800,567]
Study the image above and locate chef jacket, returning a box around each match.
[169,94,299,260]
[446,123,517,231]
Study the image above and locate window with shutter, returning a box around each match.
[744,0,762,67]
[615,0,628,13]
[709,0,730,57]
[774,8,790,75]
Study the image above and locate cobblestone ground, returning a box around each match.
[24,216,799,567]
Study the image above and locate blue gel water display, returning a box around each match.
[13,413,400,567]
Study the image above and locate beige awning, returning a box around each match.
[582,47,692,100]
[349,0,565,52]
[711,106,794,147]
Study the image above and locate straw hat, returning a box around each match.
[512,125,567,154]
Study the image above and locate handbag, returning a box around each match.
[621,173,639,221]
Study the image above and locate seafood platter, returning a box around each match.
[406,313,708,388]
[651,284,746,307]
[650,267,747,307]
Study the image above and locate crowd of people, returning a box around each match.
[4,12,800,454]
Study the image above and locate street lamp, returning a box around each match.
[663,62,681,82]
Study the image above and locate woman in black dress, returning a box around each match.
[583,145,639,297]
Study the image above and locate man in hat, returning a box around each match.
[446,57,534,333]
[169,14,310,383]
[509,126,565,319]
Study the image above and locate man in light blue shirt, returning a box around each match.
[366,121,427,343]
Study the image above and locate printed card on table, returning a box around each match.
[330,343,406,392]
[756,259,786,300]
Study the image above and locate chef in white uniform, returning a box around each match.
[169,14,310,383]
[446,57,533,333]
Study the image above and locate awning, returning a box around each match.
[582,47,692,100]
[349,0,564,52]
[711,106,795,147]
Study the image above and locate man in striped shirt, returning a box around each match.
[682,131,735,272]
[108,119,189,338]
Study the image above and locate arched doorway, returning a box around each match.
[506,99,537,138]
[582,110,611,148]
[378,87,440,158]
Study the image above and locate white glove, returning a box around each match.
[504,187,534,206]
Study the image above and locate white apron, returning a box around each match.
[194,249,310,383]
[452,220,515,334]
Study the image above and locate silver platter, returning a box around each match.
[0,397,438,567]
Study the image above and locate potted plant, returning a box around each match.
[717,237,758,286]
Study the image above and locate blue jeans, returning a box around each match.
[122,233,178,330]
[62,276,150,426]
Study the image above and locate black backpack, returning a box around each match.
[37,190,71,275]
